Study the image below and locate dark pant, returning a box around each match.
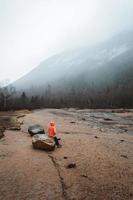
[54,137,60,146]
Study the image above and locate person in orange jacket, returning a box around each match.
[48,121,61,148]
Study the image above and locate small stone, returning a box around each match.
[64,156,68,159]
[94,136,99,139]
[104,118,112,121]
[80,174,88,178]
[120,155,128,159]
[66,163,76,169]
[120,139,124,142]
[65,132,70,134]
[99,128,104,132]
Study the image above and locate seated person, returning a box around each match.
[48,121,61,148]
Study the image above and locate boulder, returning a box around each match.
[32,134,55,151]
[28,124,45,136]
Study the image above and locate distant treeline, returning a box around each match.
[0,80,133,111]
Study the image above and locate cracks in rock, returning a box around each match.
[48,154,68,200]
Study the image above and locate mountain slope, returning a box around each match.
[13,30,133,91]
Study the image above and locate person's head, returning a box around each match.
[50,121,55,126]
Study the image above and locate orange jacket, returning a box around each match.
[48,122,56,138]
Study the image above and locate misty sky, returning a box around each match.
[0,0,133,84]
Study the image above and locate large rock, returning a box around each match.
[32,134,55,151]
[28,124,45,136]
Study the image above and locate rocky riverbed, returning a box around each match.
[0,109,133,200]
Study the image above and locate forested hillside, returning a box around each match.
[1,30,133,110]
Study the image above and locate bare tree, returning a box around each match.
[0,85,16,110]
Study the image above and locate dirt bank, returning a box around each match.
[0,109,133,200]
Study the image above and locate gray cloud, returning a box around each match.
[0,0,133,83]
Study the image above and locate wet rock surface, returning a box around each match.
[75,109,133,134]
[28,124,45,136]
[52,109,133,135]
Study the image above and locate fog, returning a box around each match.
[0,0,133,84]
